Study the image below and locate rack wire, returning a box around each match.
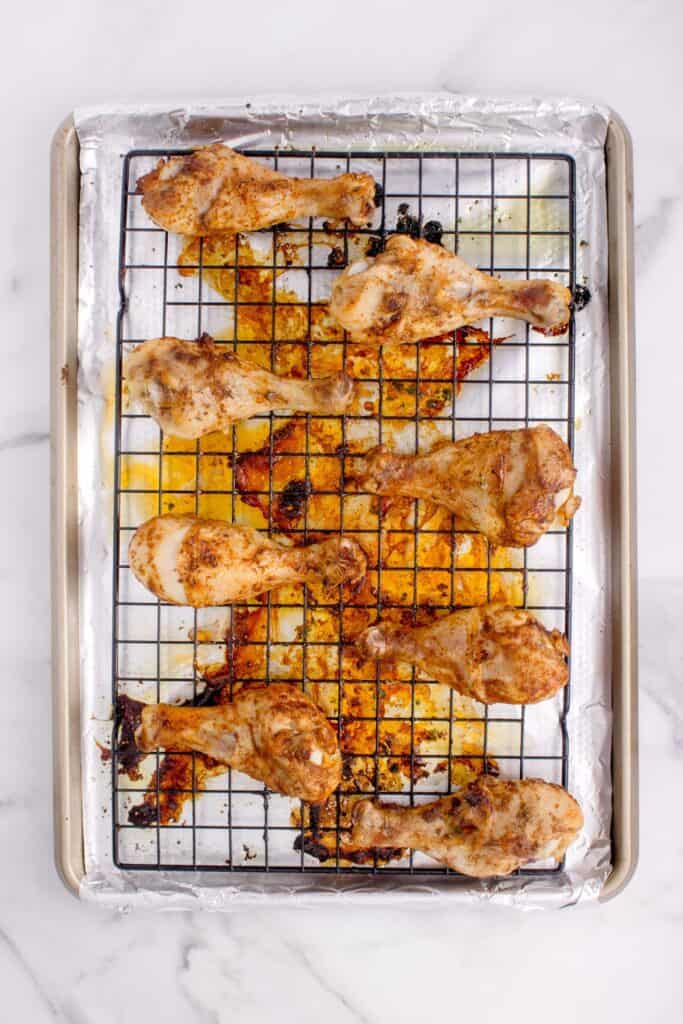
[112,147,576,874]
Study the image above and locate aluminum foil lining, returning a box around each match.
[75,94,612,909]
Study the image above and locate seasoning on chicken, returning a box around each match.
[349,776,583,877]
[117,684,341,804]
[356,603,569,705]
[356,424,580,548]
[136,144,377,235]
[329,234,572,345]
[126,335,354,439]
[128,514,367,606]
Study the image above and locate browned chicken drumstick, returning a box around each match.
[129,514,367,606]
[356,424,580,548]
[330,234,571,344]
[126,335,354,439]
[356,603,569,704]
[349,776,583,877]
[118,684,342,803]
[137,144,377,235]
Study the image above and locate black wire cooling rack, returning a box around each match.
[112,147,576,874]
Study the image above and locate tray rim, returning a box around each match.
[599,112,638,901]
[51,115,84,897]
[50,107,637,902]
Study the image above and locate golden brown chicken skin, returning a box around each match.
[329,234,572,345]
[137,144,377,235]
[119,684,341,804]
[356,603,569,705]
[349,776,583,877]
[356,424,580,548]
[126,335,354,439]
[128,514,367,607]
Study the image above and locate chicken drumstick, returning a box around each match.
[356,424,580,548]
[330,234,572,345]
[356,603,569,705]
[349,776,583,877]
[126,335,354,439]
[129,514,367,606]
[137,144,377,235]
[118,684,341,804]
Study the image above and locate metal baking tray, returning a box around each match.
[51,108,637,900]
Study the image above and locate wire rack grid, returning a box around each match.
[112,146,576,875]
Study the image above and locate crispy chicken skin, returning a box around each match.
[126,335,354,439]
[356,424,580,548]
[136,144,377,235]
[356,603,569,705]
[349,776,583,877]
[329,235,572,345]
[122,684,341,803]
[128,514,367,606]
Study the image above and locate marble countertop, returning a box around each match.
[2,0,682,1019]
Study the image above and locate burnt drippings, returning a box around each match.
[422,220,443,246]
[186,678,226,709]
[293,798,328,860]
[128,750,225,828]
[124,682,228,826]
[327,246,345,268]
[234,421,328,533]
[571,284,591,311]
[95,740,112,764]
[233,421,297,527]
[365,235,385,258]
[277,242,297,267]
[373,182,384,208]
[293,832,332,861]
[308,802,322,837]
[293,793,406,866]
[395,202,421,238]
[343,845,406,866]
[341,754,376,790]
[279,477,312,520]
[115,694,145,780]
[293,831,405,866]
[455,325,500,388]
[387,755,430,783]
[129,801,158,827]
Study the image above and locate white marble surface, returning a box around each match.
[1,0,681,1019]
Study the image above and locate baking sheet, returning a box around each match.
[75,94,612,907]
